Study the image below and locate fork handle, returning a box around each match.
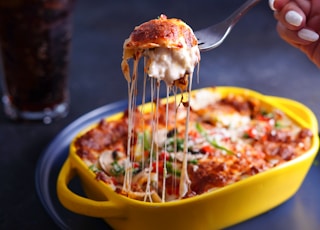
[226,0,261,27]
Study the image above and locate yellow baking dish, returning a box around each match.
[57,86,319,230]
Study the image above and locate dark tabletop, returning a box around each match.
[1,0,320,229]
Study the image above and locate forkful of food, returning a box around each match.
[195,0,261,52]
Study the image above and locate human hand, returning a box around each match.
[269,0,320,68]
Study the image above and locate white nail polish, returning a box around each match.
[269,0,276,11]
[285,11,303,26]
[298,29,319,42]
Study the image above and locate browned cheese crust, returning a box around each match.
[121,14,200,89]
[124,14,198,51]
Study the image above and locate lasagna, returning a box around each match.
[74,88,313,202]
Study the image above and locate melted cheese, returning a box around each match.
[190,90,221,111]
[145,46,200,86]
[121,15,200,202]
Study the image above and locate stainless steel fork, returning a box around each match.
[195,0,261,52]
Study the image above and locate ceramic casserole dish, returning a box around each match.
[57,86,319,230]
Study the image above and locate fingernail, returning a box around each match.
[285,11,303,26]
[269,0,276,11]
[298,29,319,42]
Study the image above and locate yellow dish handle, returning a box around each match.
[266,96,318,134]
[57,158,126,218]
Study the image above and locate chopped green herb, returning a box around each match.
[275,121,284,128]
[132,162,142,174]
[210,139,234,155]
[166,161,181,177]
[243,133,250,139]
[195,122,234,155]
[89,164,100,173]
[188,159,198,165]
[143,131,151,151]
[166,137,184,152]
[110,161,125,176]
[260,110,273,117]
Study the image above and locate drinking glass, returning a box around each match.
[0,0,76,124]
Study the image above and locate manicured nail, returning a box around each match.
[285,11,303,26]
[298,29,319,42]
[269,0,276,11]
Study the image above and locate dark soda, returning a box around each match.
[0,0,75,122]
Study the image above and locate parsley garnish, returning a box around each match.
[166,161,181,176]
[143,131,151,151]
[195,122,234,155]
[188,159,198,165]
[110,161,125,176]
[89,164,100,173]
[166,137,184,152]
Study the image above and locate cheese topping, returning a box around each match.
[145,46,200,86]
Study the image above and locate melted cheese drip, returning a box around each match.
[145,46,200,86]
[124,45,200,202]
[179,77,192,198]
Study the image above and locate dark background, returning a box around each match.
[1,0,319,229]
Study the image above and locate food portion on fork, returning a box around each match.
[195,0,261,52]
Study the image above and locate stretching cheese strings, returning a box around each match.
[179,75,193,199]
[121,16,200,202]
[125,66,196,202]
